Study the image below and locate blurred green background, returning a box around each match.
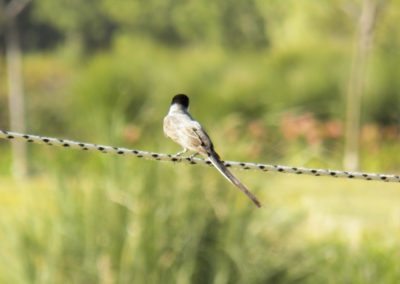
[1,0,400,283]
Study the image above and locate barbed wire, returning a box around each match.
[1,129,399,183]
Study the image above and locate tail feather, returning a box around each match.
[208,152,262,208]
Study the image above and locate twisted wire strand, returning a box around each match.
[1,129,399,183]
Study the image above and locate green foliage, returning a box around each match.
[33,0,116,50]
[34,0,268,49]
[0,156,306,283]
[1,0,400,283]
[2,163,400,283]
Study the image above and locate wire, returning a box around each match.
[1,129,399,183]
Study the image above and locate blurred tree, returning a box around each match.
[218,0,268,49]
[343,0,385,171]
[1,0,31,179]
[96,0,268,48]
[33,0,116,51]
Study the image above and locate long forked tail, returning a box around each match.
[208,152,262,208]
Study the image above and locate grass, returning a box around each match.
[0,154,399,283]
[271,175,400,235]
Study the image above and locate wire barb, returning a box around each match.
[1,129,399,183]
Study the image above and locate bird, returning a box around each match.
[163,94,261,208]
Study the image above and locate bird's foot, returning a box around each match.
[174,149,188,156]
[188,152,199,159]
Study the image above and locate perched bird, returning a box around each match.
[163,94,261,208]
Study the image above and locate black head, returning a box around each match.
[171,94,189,108]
